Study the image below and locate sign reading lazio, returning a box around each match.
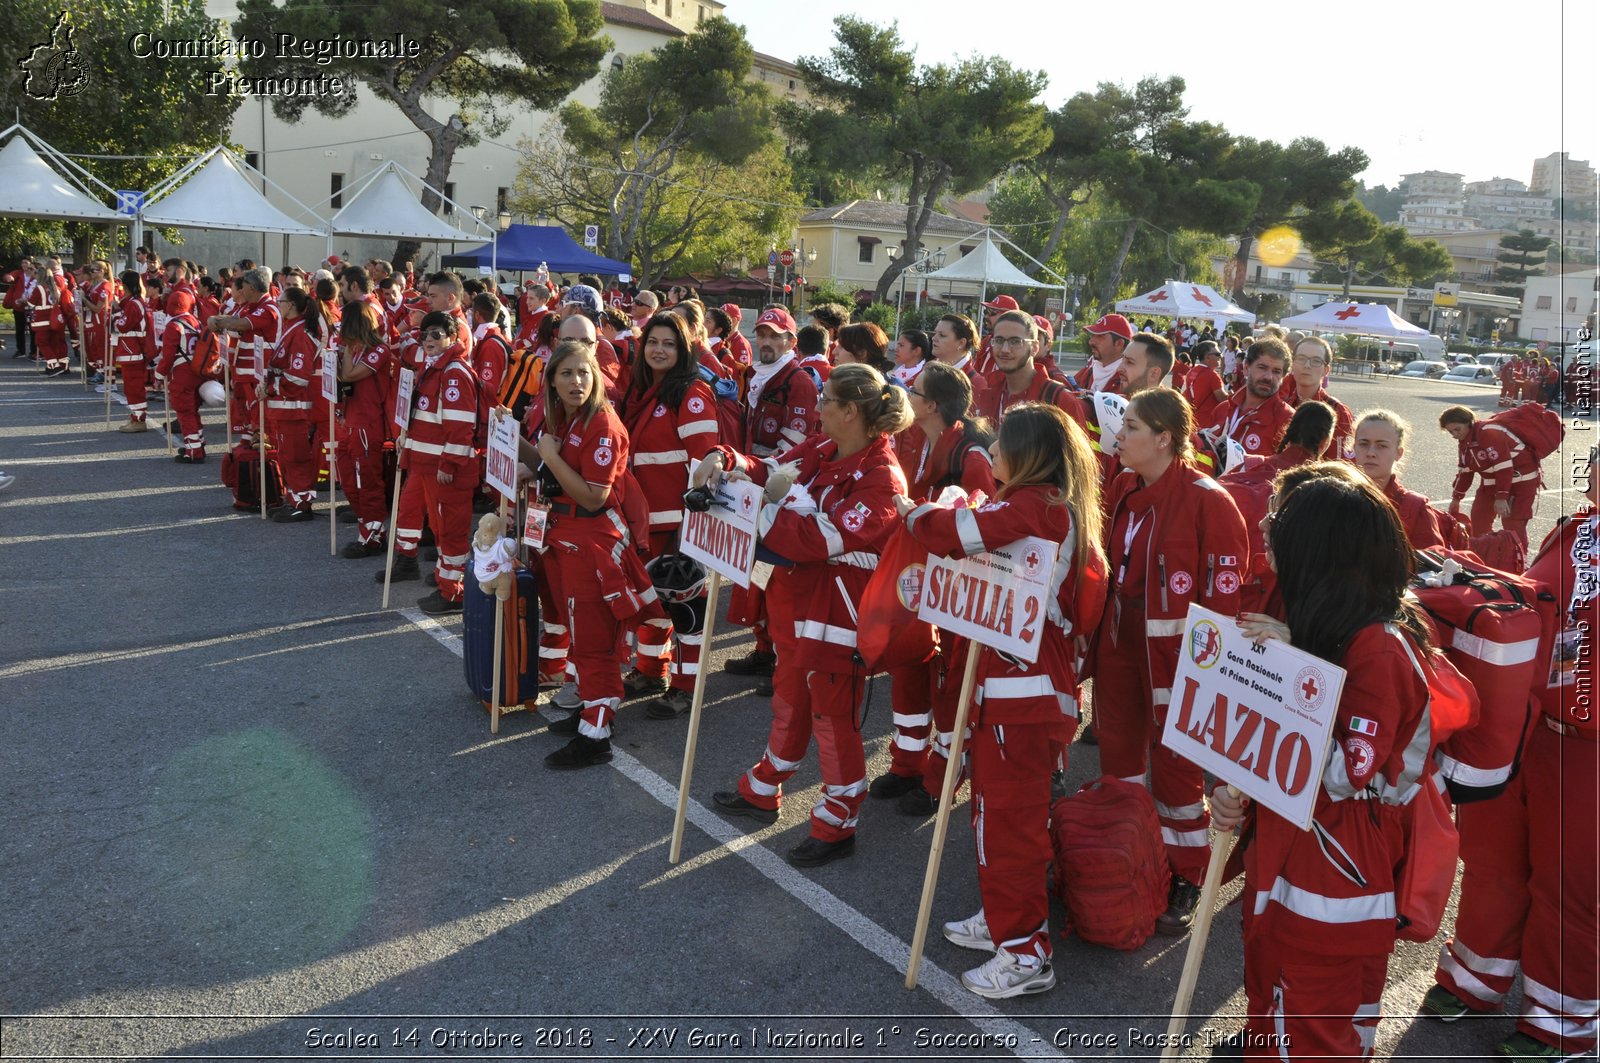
[1160,605,1346,830]
[916,534,1058,664]
[392,367,415,436]
[484,408,520,500]
[679,480,762,587]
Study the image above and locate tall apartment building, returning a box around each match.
[1398,171,1473,234]
[1529,152,1598,200]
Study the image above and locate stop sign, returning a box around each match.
[779,249,795,267]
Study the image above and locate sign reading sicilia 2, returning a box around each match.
[917,534,1059,665]
[1159,605,1346,831]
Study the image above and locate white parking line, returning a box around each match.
[400,607,1067,1061]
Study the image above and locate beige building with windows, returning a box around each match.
[1521,272,1600,345]
[795,201,996,307]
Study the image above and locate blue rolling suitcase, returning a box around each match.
[462,565,542,713]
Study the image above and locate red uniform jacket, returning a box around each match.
[1451,420,1541,503]
[471,324,512,436]
[1284,384,1355,458]
[906,486,1107,726]
[719,433,908,675]
[1205,390,1295,457]
[1097,461,1250,713]
[113,295,153,364]
[740,356,818,458]
[1384,476,1447,551]
[156,312,202,377]
[724,330,753,369]
[1527,508,1599,735]
[340,341,395,432]
[976,363,1087,429]
[622,378,720,538]
[266,319,319,423]
[796,351,832,386]
[403,344,479,476]
[1240,622,1431,955]
[232,295,281,387]
[905,421,997,504]
[1181,362,1227,426]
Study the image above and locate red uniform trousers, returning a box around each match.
[737,581,869,842]
[85,325,107,371]
[884,642,971,802]
[886,659,934,778]
[1468,480,1538,547]
[969,717,1066,963]
[267,414,316,508]
[1438,722,1599,1054]
[534,552,570,685]
[115,352,149,423]
[168,362,206,457]
[1241,915,1387,1061]
[1092,595,1211,883]
[34,324,68,368]
[396,467,476,601]
[632,532,707,692]
[231,381,261,441]
[549,520,628,738]
[335,420,388,545]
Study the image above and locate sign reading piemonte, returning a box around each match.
[679,480,763,587]
[484,407,520,501]
[916,533,1058,664]
[1160,605,1346,830]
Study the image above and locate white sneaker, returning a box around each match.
[942,909,993,952]
[960,950,1055,1000]
[551,681,582,711]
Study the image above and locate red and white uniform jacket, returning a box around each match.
[715,433,908,675]
[1096,461,1250,713]
[471,323,512,436]
[516,301,551,347]
[796,350,833,386]
[904,421,997,504]
[723,330,753,369]
[906,485,1108,726]
[83,280,112,332]
[945,353,992,414]
[339,341,395,433]
[977,363,1087,429]
[232,295,281,387]
[1238,622,1432,955]
[265,319,319,422]
[1181,362,1227,426]
[403,343,479,476]
[113,294,153,364]
[1205,390,1295,457]
[155,312,202,377]
[1451,420,1541,503]
[1527,508,1600,737]
[1384,476,1447,551]
[622,378,720,539]
[1284,384,1355,458]
[740,355,818,458]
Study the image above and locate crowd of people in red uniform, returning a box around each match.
[2,253,1594,1061]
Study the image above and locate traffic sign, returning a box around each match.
[768,250,778,267]
[115,190,145,216]
[583,224,598,248]
[778,249,795,267]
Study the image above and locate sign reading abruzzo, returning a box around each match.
[679,480,763,588]
[916,534,1058,664]
[1160,605,1346,830]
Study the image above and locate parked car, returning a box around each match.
[1444,364,1497,384]
[1478,354,1516,373]
[1447,352,1479,365]
[1399,360,1449,379]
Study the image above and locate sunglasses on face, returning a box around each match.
[421,327,450,341]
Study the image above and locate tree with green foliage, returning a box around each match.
[1,0,240,258]
[788,16,1049,301]
[515,17,790,284]
[233,0,607,220]
[1302,198,1454,297]
[1357,182,1406,224]
[1492,229,1553,295]
[1217,136,1367,300]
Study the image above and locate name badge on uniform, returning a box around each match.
[523,500,552,552]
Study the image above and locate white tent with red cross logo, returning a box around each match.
[1278,301,1432,340]
[1115,279,1254,322]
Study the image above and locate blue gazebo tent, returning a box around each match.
[442,224,631,277]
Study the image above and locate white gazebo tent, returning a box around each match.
[1278,301,1433,340]
[1116,279,1255,326]
[916,229,1070,334]
[324,161,493,275]
[138,146,327,260]
[0,125,129,225]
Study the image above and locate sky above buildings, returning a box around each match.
[738,0,1597,191]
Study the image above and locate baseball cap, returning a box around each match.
[983,294,1020,312]
[754,307,798,334]
[561,284,602,314]
[633,290,659,311]
[1084,313,1134,341]
[722,302,743,323]
[1032,314,1054,340]
[166,290,195,315]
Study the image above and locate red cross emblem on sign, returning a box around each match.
[1301,675,1320,700]
[1334,305,1362,320]
[1190,287,1213,307]
[1147,290,1169,302]
[1025,548,1042,570]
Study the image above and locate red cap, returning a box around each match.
[983,294,1020,311]
[754,307,797,334]
[1084,313,1134,340]
[165,290,195,315]
[721,302,743,323]
[1032,314,1053,340]
[326,254,342,267]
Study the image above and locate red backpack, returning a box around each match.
[1050,776,1170,950]
[1485,403,1564,462]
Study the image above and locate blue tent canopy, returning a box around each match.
[441,224,631,277]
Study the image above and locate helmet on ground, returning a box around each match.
[198,380,226,407]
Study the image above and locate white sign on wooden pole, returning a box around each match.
[678,480,763,587]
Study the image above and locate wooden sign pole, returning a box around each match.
[381,440,405,610]
[1161,786,1240,1060]
[669,570,724,864]
[258,339,268,520]
[488,492,511,735]
[904,640,982,988]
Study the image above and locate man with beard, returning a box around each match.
[975,310,1085,427]
[1201,337,1294,457]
